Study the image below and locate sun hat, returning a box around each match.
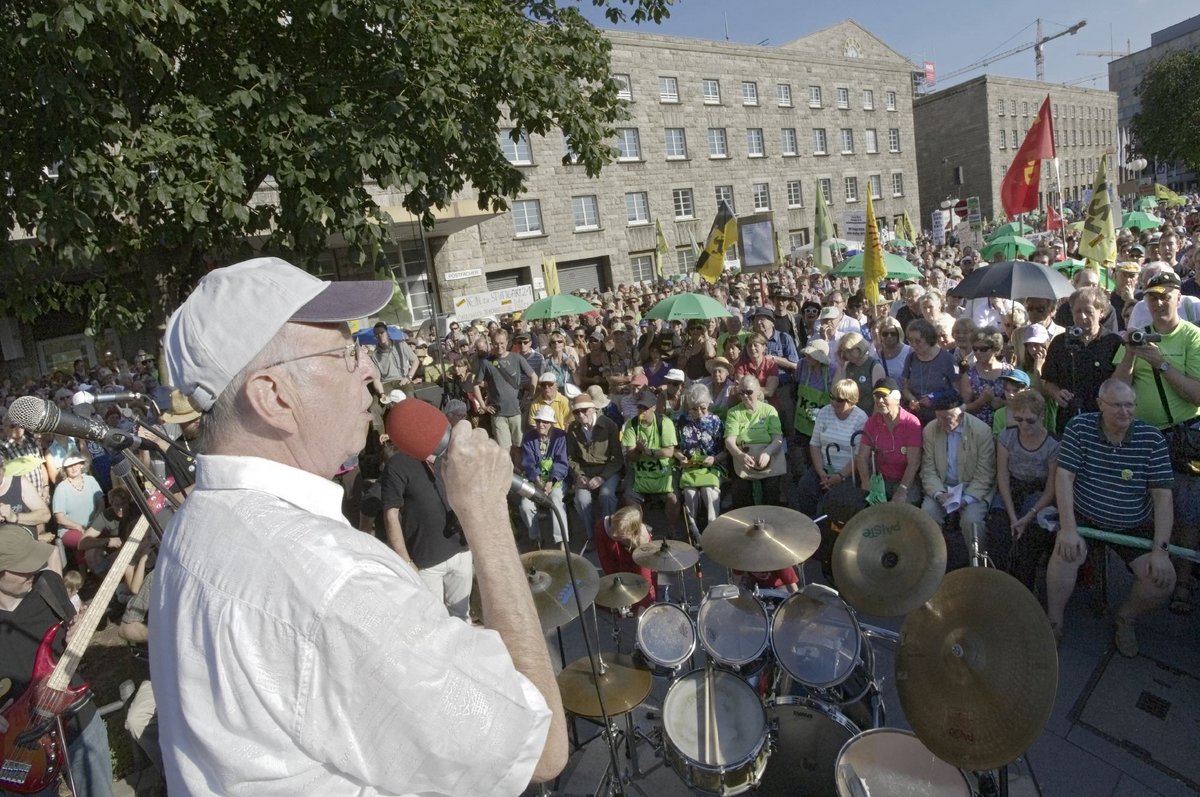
[0,525,54,573]
[159,389,202,425]
[571,394,596,411]
[800,339,830,365]
[533,405,557,423]
[664,368,685,382]
[586,385,611,409]
[538,371,558,384]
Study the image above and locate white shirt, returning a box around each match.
[1127,294,1200,330]
[150,455,549,797]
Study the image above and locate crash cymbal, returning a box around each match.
[557,653,652,718]
[832,503,947,617]
[520,550,600,633]
[897,568,1059,771]
[632,539,700,572]
[594,572,651,609]
[700,506,820,571]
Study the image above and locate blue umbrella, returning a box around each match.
[354,324,406,344]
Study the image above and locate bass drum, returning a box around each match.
[836,729,972,797]
[661,668,769,796]
[756,697,860,797]
[636,602,695,674]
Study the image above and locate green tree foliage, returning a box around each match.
[0,0,671,330]
[1129,49,1200,180]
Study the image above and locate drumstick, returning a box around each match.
[704,664,720,762]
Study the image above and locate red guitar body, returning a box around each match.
[0,623,90,794]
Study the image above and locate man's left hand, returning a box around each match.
[1142,548,1174,589]
[1132,342,1165,369]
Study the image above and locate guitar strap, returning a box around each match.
[33,572,74,623]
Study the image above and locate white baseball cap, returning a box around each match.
[164,258,392,411]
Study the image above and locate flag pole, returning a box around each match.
[1053,157,1069,261]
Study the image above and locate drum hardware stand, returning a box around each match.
[969,522,994,569]
[680,502,706,596]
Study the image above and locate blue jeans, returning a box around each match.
[573,473,620,538]
[6,711,115,797]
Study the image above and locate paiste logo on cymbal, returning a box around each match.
[862,522,900,539]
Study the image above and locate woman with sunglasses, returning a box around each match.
[872,317,910,381]
[679,321,717,381]
[541,332,580,390]
[960,326,1013,427]
[673,383,727,538]
[796,379,868,518]
[724,375,785,508]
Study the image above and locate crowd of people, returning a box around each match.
[1,199,1198,795]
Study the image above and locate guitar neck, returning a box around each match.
[45,513,152,692]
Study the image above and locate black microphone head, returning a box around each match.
[6,395,57,434]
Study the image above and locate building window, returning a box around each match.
[776,83,792,107]
[614,74,632,101]
[1024,101,1030,117]
[840,128,854,154]
[752,182,771,211]
[891,173,904,196]
[499,129,532,165]
[888,128,900,152]
[625,192,649,225]
[868,174,882,199]
[512,199,542,236]
[1010,99,1017,115]
[886,91,897,111]
[789,230,809,249]
[781,128,798,156]
[863,89,874,110]
[747,128,765,157]
[836,87,850,109]
[1087,129,1092,146]
[672,188,695,219]
[999,129,1006,149]
[702,79,721,104]
[630,254,655,284]
[724,243,739,268]
[616,128,641,160]
[572,195,600,231]
[675,248,693,274]
[998,99,1005,116]
[844,176,858,202]
[1012,128,1018,146]
[818,178,833,204]
[714,185,735,213]
[742,81,758,105]
[812,128,827,155]
[708,128,728,158]
[865,128,878,153]
[659,76,678,103]
[665,128,687,160]
[786,180,804,208]
[808,85,822,108]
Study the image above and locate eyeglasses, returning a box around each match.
[972,345,992,352]
[572,408,592,415]
[831,397,853,405]
[1100,398,1136,411]
[740,389,757,397]
[263,342,362,373]
[880,330,899,338]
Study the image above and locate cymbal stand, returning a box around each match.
[970,522,994,569]
[680,501,707,597]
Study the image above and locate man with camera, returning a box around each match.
[1041,286,1124,436]
[1113,270,1200,617]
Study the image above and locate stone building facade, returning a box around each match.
[914,75,1117,224]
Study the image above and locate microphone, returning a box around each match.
[6,396,154,452]
[92,391,147,404]
[385,398,552,507]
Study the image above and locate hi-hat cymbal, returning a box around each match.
[833,503,947,617]
[632,539,700,572]
[557,653,652,718]
[521,550,600,633]
[594,572,651,609]
[701,506,820,571]
[897,568,1059,771]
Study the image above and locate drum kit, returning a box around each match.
[523,503,1059,797]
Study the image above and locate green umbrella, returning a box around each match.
[1133,196,1159,212]
[1055,259,1114,290]
[980,234,1036,260]
[831,251,921,279]
[1121,210,1163,231]
[519,294,597,320]
[1067,220,1085,232]
[988,222,1034,239]
[889,238,915,248]
[643,293,732,321]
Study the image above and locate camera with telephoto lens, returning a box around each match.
[1129,330,1163,345]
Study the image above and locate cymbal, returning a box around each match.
[897,568,1059,771]
[700,506,820,571]
[520,550,600,633]
[594,572,651,609]
[557,653,652,718]
[632,539,700,572]
[832,503,947,617]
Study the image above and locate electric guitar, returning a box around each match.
[0,513,151,793]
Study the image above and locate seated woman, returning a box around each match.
[960,326,1013,429]
[901,318,958,426]
[855,378,923,505]
[990,389,1059,589]
[702,357,738,419]
[724,375,785,509]
[797,379,868,518]
[673,383,727,539]
[593,504,656,611]
[834,334,885,415]
[734,333,780,406]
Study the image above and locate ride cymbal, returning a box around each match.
[833,503,947,617]
[896,568,1059,771]
[632,539,700,572]
[520,550,599,633]
[701,506,820,571]
[594,572,651,609]
[557,654,652,718]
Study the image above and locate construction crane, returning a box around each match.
[940,18,1087,83]
[1077,45,1132,59]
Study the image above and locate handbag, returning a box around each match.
[1150,361,1200,473]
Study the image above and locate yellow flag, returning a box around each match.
[655,218,669,278]
[542,255,560,296]
[694,200,736,284]
[1155,183,1186,207]
[1078,158,1117,268]
[862,194,885,304]
[898,211,917,243]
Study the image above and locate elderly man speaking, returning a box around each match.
[152,258,565,796]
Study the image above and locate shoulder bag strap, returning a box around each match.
[1147,327,1176,427]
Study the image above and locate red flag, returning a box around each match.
[1000,95,1056,219]
[1046,205,1063,231]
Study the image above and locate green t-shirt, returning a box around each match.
[725,402,783,445]
[1115,320,1200,429]
[621,414,678,494]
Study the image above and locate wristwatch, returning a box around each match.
[1157,361,1171,373]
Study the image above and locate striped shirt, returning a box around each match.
[1057,412,1173,531]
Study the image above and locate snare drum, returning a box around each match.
[770,585,863,689]
[637,602,696,672]
[756,697,860,797]
[697,587,770,671]
[662,668,770,796]
[836,729,971,797]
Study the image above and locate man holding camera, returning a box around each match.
[1113,270,1200,617]
[1041,286,1124,436]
